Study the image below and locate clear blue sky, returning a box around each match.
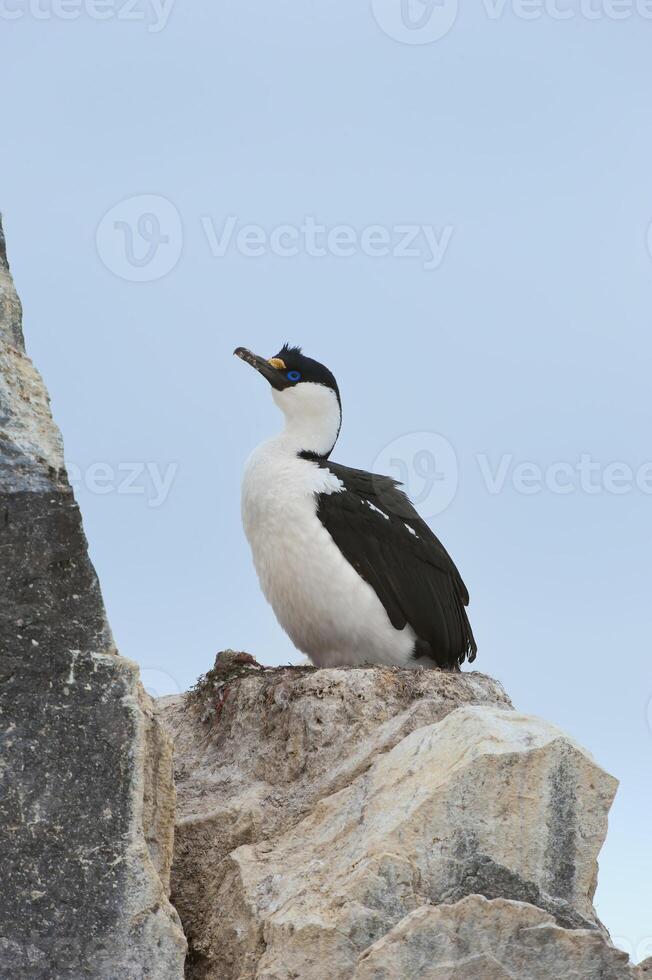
[3,0,651,960]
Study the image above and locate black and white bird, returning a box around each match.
[234,344,477,671]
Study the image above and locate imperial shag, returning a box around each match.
[234,344,477,671]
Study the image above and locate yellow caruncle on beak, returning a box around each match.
[268,358,286,370]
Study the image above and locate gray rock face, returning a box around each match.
[159,657,637,980]
[0,216,186,979]
[0,218,23,350]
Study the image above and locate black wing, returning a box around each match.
[311,458,477,669]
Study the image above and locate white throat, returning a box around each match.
[271,382,341,457]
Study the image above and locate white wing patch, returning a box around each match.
[404,523,418,537]
[364,499,390,520]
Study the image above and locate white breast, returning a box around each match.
[241,437,416,668]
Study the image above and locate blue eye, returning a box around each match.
[287,370,301,382]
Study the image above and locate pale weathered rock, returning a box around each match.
[161,658,637,980]
[159,659,635,979]
[0,216,186,978]
[355,895,636,980]
[217,704,613,977]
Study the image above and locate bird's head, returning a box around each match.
[234,344,341,457]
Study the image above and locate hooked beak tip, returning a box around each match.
[234,346,259,369]
[234,347,285,391]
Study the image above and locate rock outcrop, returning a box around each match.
[0,216,186,979]
[159,656,641,980]
[355,896,635,980]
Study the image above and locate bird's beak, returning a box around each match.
[234,347,289,391]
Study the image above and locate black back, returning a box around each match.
[308,458,477,670]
